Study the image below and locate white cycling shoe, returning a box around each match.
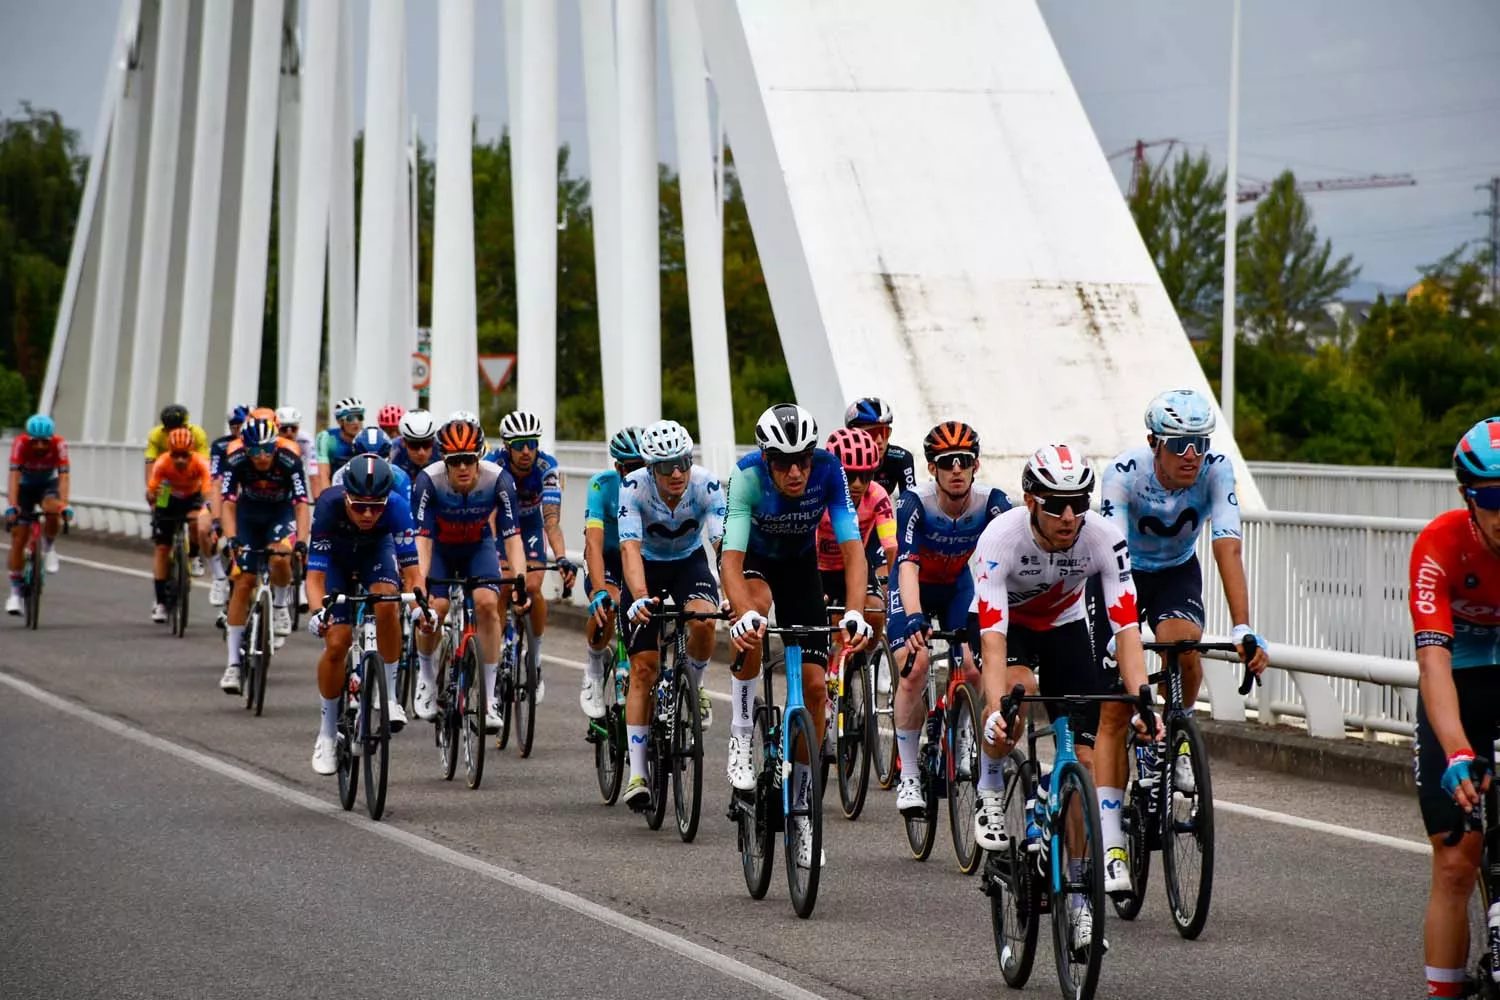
[579,676,606,720]
[311,736,338,775]
[150,602,168,624]
[5,593,21,616]
[414,680,437,721]
[485,700,504,733]
[896,774,926,815]
[271,606,292,637]
[973,789,1009,851]
[45,547,61,574]
[219,665,242,694]
[189,555,206,577]
[386,699,407,734]
[1103,847,1132,895]
[209,578,229,607]
[1174,746,1197,794]
[726,733,756,791]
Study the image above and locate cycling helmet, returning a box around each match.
[500,410,544,441]
[923,421,980,462]
[249,406,277,423]
[639,420,694,462]
[25,414,54,438]
[378,403,405,430]
[1454,418,1500,485]
[1021,444,1096,496]
[227,405,250,426]
[399,409,437,442]
[446,409,480,426]
[352,427,392,458]
[241,416,278,448]
[843,396,894,428]
[160,403,188,429]
[825,427,881,471]
[437,419,485,457]
[342,455,395,500]
[274,405,302,427]
[1145,388,1216,437]
[334,396,365,420]
[755,403,818,455]
[166,427,195,453]
[608,425,645,464]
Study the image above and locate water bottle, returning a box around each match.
[614,652,629,696]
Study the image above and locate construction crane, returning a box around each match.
[1106,138,1417,203]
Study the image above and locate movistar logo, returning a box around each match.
[1137,508,1199,537]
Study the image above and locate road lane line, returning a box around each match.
[0,669,831,1000]
[21,544,1435,857]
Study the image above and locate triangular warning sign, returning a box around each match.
[478,354,515,392]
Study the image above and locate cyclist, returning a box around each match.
[207,405,250,603]
[488,410,577,705]
[1098,388,1269,793]
[315,396,365,492]
[888,421,1012,814]
[6,414,71,615]
[392,409,439,488]
[331,427,412,498]
[144,403,210,484]
[722,403,872,867]
[617,420,727,806]
[218,413,311,694]
[377,403,405,438]
[580,425,646,721]
[1411,417,1500,1000]
[844,396,917,498]
[146,428,213,623]
[303,456,422,774]
[275,405,321,499]
[410,418,531,728]
[972,445,1155,920]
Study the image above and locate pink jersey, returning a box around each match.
[817,481,897,571]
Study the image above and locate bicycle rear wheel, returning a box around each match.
[1162,714,1215,939]
[595,702,625,804]
[1112,734,1154,921]
[673,667,704,842]
[463,642,486,790]
[251,592,271,716]
[868,641,898,789]
[987,749,1040,988]
[515,652,538,759]
[336,655,359,811]
[904,707,939,861]
[496,630,518,751]
[836,652,871,820]
[1051,762,1106,1000]
[435,642,459,781]
[362,652,390,821]
[289,554,305,636]
[171,532,189,637]
[738,700,775,900]
[784,708,823,919]
[947,683,983,874]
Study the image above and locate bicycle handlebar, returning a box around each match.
[730,622,848,672]
[527,560,575,600]
[1445,756,1493,847]
[999,681,1159,741]
[1143,634,1263,696]
[321,590,427,609]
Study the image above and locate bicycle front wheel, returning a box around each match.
[1112,733,1153,921]
[241,605,261,712]
[836,652,871,820]
[947,683,983,874]
[868,641,898,788]
[24,538,42,629]
[595,702,625,804]
[738,700,775,900]
[515,654,538,759]
[463,642,486,790]
[987,749,1039,988]
[171,534,189,637]
[784,708,823,919]
[1162,714,1215,939]
[435,642,459,781]
[362,652,390,821]
[251,592,271,716]
[336,656,359,811]
[672,667,704,842]
[1051,762,1106,1000]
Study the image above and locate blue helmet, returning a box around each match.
[1455,418,1500,485]
[241,416,278,448]
[352,426,392,459]
[843,396,893,429]
[1145,389,1216,437]
[343,455,395,500]
[25,413,54,438]
[608,425,645,464]
[227,404,250,426]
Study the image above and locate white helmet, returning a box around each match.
[1145,389,1216,437]
[334,396,364,419]
[399,409,437,442]
[639,419,694,462]
[275,405,302,426]
[500,410,544,441]
[755,403,818,455]
[446,409,479,426]
[1021,444,1096,496]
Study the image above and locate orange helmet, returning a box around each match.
[167,427,195,454]
[923,421,979,462]
[437,418,485,457]
[249,406,277,424]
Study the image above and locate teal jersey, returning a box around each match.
[585,469,622,554]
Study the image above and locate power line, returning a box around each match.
[1479,177,1500,303]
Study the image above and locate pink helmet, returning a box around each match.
[378,403,405,431]
[825,427,881,472]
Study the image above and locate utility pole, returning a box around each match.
[1220,0,1242,435]
[1479,177,1500,305]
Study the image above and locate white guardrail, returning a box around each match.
[3,438,1432,742]
[1247,460,1459,521]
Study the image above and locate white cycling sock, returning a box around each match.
[210,557,226,581]
[484,662,499,705]
[584,644,606,683]
[226,625,244,666]
[897,728,922,774]
[1098,786,1127,852]
[979,752,1005,791]
[320,697,339,740]
[627,724,649,782]
[418,652,435,686]
[688,655,709,686]
[273,585,291,608]
[732,677,755,729]
[1068,859,1087,911]
[384,659,398,700]
[792,761,811,810]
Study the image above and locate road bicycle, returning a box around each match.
[1450,756,1500,999]
[12,510,65,630]
[159,515,191,638]
[822,603,873,822]
[586,603,631,805]
[426,574,521,789]
[868,636,900,790]
[217,547,279,717]
[494,561,573,757]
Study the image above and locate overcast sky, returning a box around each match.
[2,0,1496,288]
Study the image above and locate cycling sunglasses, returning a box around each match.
[933,452,976,471]
[507,438,539,452]
[651,456,692,476]
[247,442,277,456]
[404,437,435,450]
[280,424,299,434]
[1158,434,1210,457]
[1467,486,1500,511]
[346,497,387,514]
[768,450,813,473]
[846,469,875,483]
[337,411,365,422]
[1037,492,1090,517]
[444,453,480,468]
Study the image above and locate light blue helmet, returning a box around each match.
[639,419,694,462]
[25,413,54,439]
[1145,389,1216,437]
[1454,418,1500,485]
[608,425,645,463]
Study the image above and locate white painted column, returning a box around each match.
[124,0,189,440]
[515,1,559,448]
[666,0,734,473]
[276,3,301,402]
[173,0,234,420]
[284,0,338,429]
[501,0,523,430]
[327,0,357,420]
[578,0,624,433]
[431,0,478,417]
[616,0,661,426]
[227,0,289,411]
[83,60,143,441]
[354,0,405,404]
[388,70,413,409]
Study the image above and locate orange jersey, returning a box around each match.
[148,452,212,500]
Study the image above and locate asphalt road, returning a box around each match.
[1,537,1437,999]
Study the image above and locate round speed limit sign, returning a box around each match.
[411,352,431,390]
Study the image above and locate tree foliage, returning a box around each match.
[1129,150,1225,332]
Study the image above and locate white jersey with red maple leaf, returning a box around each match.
[972,506,1140,636]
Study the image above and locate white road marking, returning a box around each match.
[0,669,829,1000]
[19,543,1436,857]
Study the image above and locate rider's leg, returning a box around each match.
[40,495,62,544]
[7,521,25,598]
[317,622,354,742]
[473,586,503,708]
[625,646,661,787]
[152,543,170,606]
[1152,616,1205,707]
[1426,833,1482,996]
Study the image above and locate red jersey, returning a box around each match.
[10,433,69,485]
[1409,508,1500,668]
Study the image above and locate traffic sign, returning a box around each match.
[411,352,431,390]
[478,354,516,393]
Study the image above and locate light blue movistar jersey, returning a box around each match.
[618,465,727,561]
[1098,445,1241,573]
[585,469,623,555]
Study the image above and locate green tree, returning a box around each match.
[1128,150,1226,331]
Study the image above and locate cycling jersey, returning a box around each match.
[315,426,361,477]
[488,448,562,520]
[875,443,917,498]
[817,481,897,571]
[411,460,520,547]
[9,433,69,486]
[1098,446,1240,572]
[894,481,1013,584]
[617,465,727,561]
[331,461,412,499]
[585,469,624,555]
[144,423,209,463]
[307,484,418,574]
[279,430,319,481]
[147,452,212,501]
[220,442,310,507]
[209,434,236,479]
[973,506,1138,637]
[390,439,436,484]
[722,449,859,559]
[1410,509,1500,668]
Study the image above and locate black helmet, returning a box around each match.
[160,403,189,429]
[342,455,395,500]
